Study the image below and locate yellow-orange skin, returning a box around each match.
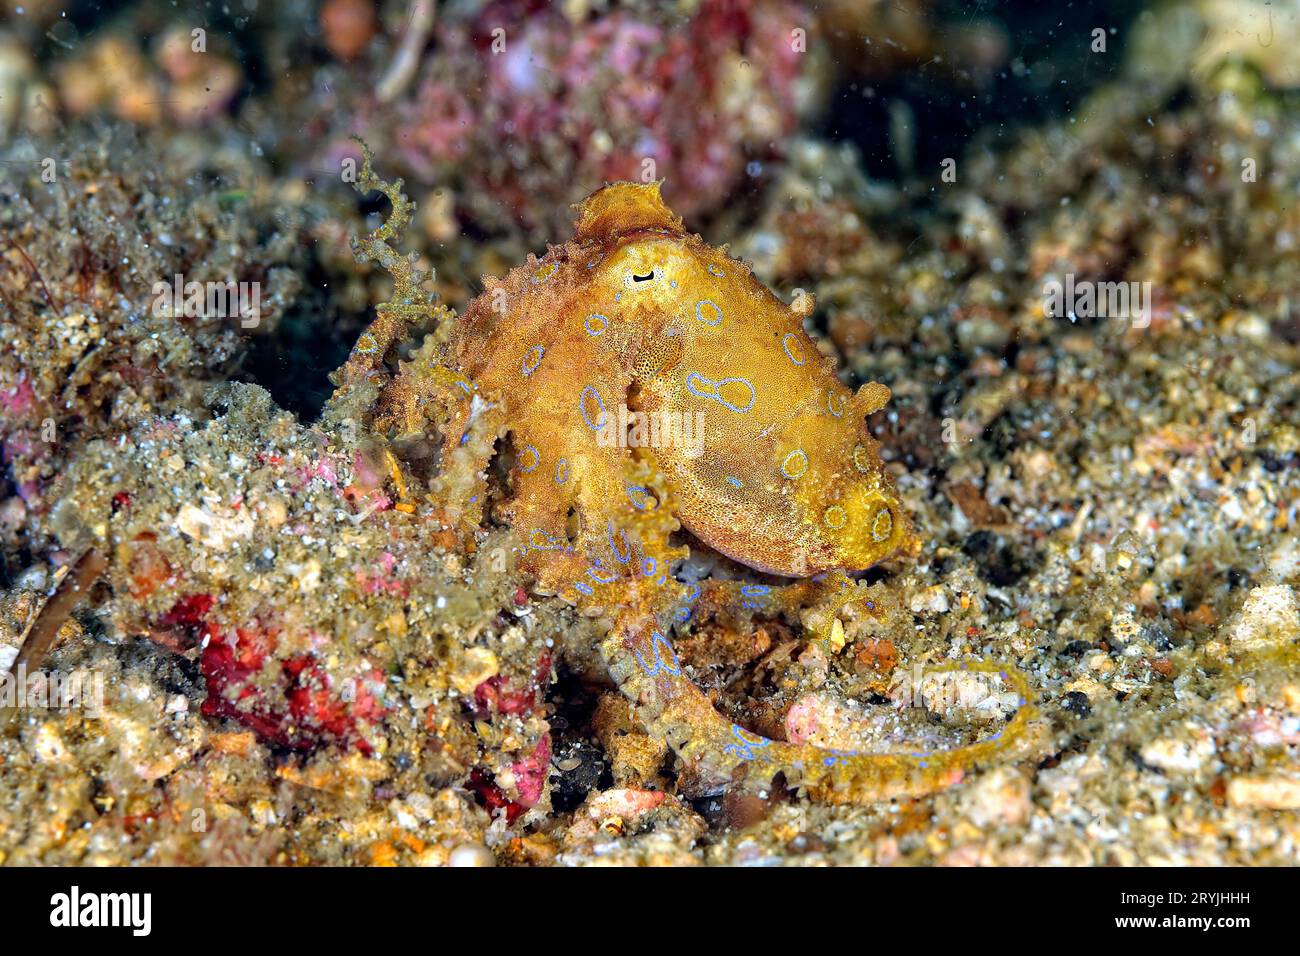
[445,183,917,581]
[344,179,1031,803]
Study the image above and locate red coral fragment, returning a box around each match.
[466,768,526,825]
[147,592,216,652]
[285,657,386,746]
[160,593,214,628]
[471,650,553,717]
[199,621,386,752]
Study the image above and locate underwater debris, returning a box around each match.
[0,547,104,728]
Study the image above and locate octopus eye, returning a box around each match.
[632,271,654,282]
[871,508,894,543]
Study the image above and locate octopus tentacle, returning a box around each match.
[601,617,1036,804]
[569,462,1036,805]
[690,570,874,641]
[331,138,453,399]
[426,376,501,535]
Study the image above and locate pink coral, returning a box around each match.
[0,377,37,418]
[509,733,552,808]
[380,0,812,232]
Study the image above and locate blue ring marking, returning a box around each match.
[634,631,682,677]
[675,582,701,623]
[519,445,540,473]
[584,313,608,336]
[782,333,805,366]
[725,476,743,490]
[575,582,593,596]
[459,432,470,446]
[740,583,771,610]
[722,724,771,762]
[782,449,809,479]
[827,391,845,417]
[713,377,756,413]
[532,261,558,283]
[521,345,545,377]
[694,299,723,326]
[455,380,472,394]
[586,253,604,270]
[685,373,756,414]
[580,386,607,430]
[685,373,710,401]
[823,505,847,530]
[530,529,564,550]
[587,565,617,584]
[642,558,656,577]
[607,521,631,563]
[625,484,653,511]
[555,458,568,484]
[707,263,725,278]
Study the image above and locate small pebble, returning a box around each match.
[448,843,495,867]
